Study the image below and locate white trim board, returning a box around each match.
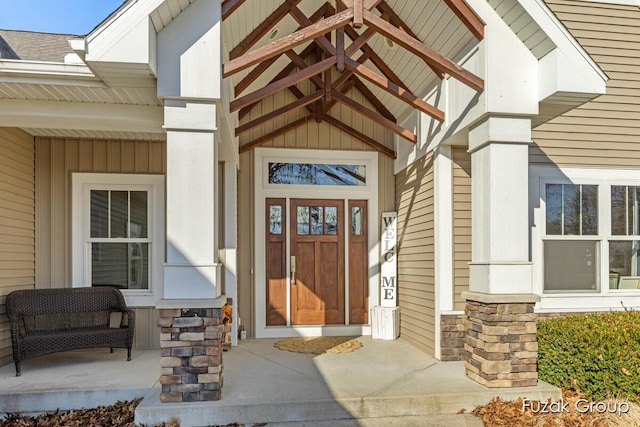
[530,165,640,312]
[253,148,379,338]
[71,173,165,307]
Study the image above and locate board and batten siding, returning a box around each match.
[395,151,436,356]
[532,0,640,167]
[452,147,471,311]
[36,137,166,349]
[0,128,35,366]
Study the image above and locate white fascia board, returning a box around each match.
[0,59,101,86]
[0,98,163,134]
[85,0,164,69]
[519,0,608,99]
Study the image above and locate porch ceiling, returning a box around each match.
[222,0,485,158]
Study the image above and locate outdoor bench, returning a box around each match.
[6,286,135,376]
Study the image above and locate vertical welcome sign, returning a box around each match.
[381,212,397,307]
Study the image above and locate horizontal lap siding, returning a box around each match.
[452,147,471,311]
[395,152,436,356]
[0,128,35,367]
[36,138,166,349]
[532,0,640,167]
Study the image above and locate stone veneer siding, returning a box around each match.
[464,298,538,388]
[157,308,224,402]
[440,314,466,362]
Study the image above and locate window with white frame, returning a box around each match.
[89,190,150,290]
[543,183,599,292]
[72,174,164,305]
[609,186,640,289]
[536,169,640,294]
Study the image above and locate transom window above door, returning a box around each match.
[268,162,366,186]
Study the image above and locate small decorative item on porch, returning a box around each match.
[274,336,362,354]
[222,302,232,350]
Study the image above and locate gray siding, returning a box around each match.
[452,147,471,311]
[0,128,35,366]
[395,151,436,356]
[532,0,640,166]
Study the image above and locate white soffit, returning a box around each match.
[488,0,607,91]
[486,0,606,126]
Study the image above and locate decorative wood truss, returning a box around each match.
[223,0,484,158]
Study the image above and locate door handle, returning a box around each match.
[290,256,296,285]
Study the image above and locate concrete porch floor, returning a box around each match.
[0,337,560,426]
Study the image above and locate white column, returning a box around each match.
[468,116,533,294]
[163,99,221,299]
[223,162,238,345]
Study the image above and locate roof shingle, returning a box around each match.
[0,29,80,62]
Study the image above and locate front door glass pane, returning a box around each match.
[297,206,309,235]
[311,207,323,235]
[269,205,282,234]
[352,206,363,235]
[325,206,338,235]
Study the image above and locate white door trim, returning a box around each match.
[254,148,378,338]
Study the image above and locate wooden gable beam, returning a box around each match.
[222,0,246,20]
[287,4,337,57]
[229,0,302,60]
[345,57,445,121]
[230,56,336,111]
[344,27,377,57]
[285,50,325,90]
[327,2,411,91]
[235,90,324,136]
[239,84,396,159]
[238,44,318,120]
[234,54,282,97]
[324,115,396,158]
[340,0,383,11]
[354,0,364,28]
[332,89,416,143]
[444,0,484,40]
[233,4,329,97]
[325,51,397,123]
[224,10,352,77]
[239,114,315,154]
[363,10,483,92]
[351,76,395,122]
[373,2,444,79]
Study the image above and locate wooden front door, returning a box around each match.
[290,199,345,325]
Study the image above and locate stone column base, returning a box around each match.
[462,291,539,388]
[157,308,224,402]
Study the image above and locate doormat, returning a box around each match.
[274,337,363,354]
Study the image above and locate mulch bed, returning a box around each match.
[472,389,640,427]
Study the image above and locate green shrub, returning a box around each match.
[537,309,640,400]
